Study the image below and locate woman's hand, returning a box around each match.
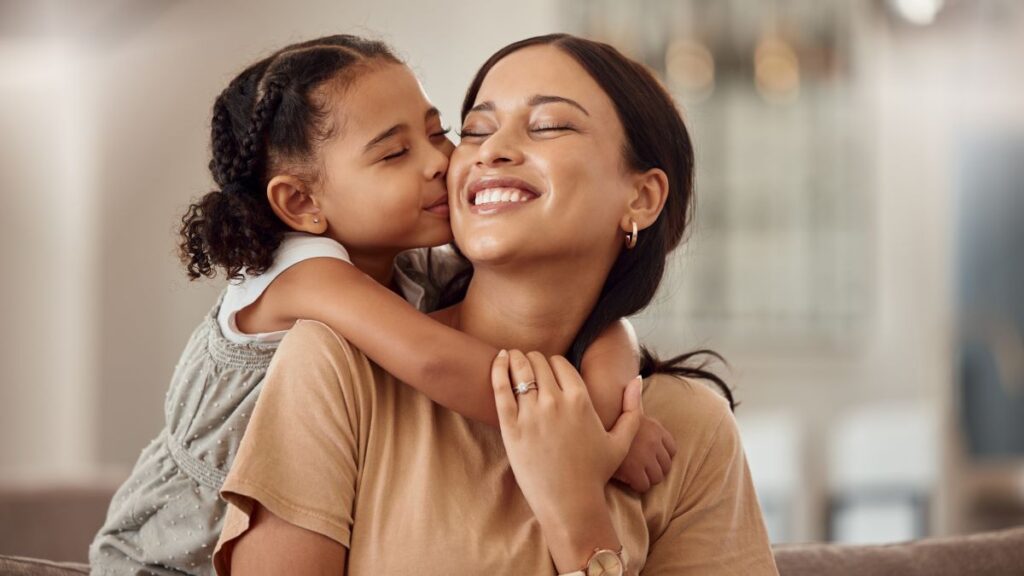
[491,349,643,572]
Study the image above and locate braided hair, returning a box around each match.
[179,35,401,281]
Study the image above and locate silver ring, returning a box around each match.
[513,381,538,396]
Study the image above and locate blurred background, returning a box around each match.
[1,0,1022,562]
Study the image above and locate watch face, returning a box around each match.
[586,549,624,576]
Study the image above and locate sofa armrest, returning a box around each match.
[773,527,1024,576]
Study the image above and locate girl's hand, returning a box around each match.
[491,350,642,572]
[613,415,677,493]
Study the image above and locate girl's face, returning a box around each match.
[448,45,635,267]
[316,63,454,252]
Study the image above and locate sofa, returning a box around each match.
[2,482,1022,575]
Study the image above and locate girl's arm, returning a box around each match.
[241,257,638,430]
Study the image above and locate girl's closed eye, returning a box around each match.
[381,147,410,162]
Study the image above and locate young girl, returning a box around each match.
[90,34,676,575]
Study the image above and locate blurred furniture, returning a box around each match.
[1,481,1022,575]
[0,481,115,564]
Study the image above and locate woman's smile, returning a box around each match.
[467,176,542,214]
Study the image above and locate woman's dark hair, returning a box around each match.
[449,34,734,409]
[179,35,400,281]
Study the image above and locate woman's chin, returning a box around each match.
[456,235,532,267]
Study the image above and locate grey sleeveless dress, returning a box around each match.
[89,299,277,575]
[89,247,467,575]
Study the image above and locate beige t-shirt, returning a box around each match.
[213,320,778,575]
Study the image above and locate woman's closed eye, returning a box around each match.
[458,124,576,140]
[530,123,575,134]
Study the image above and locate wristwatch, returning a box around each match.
[559,546,625,576]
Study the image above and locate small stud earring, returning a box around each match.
[313,218,320,224]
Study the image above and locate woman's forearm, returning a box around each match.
[535,488,623,574]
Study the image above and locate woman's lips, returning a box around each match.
[472,187,538,206]
[466,176,542,214]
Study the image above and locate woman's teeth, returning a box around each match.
[473,188,534,206]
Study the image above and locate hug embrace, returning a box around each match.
[90,33,778,576]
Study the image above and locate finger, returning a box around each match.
[525,351,559,404]
[631,470,652,493]
[507,349,538,411]
[656,446,672,476]
[645,460,666,486]
[608,377,643,460]
[663,428,678,458]
[548,355,587,397]
[491,350,518,426]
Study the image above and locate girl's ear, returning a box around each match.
[620,167,669,233]
[266,175,327,234]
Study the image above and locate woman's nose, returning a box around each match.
[476,129,524,167]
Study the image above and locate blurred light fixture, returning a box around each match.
[754,36,800,104]
[665,37,716,102]
[887,0,945,25]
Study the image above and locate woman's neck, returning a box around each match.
[451,262,610,357]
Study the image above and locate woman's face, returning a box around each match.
[448,45,635,267]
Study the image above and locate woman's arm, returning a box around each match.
[227,504,347,576]
[245,257,642,432]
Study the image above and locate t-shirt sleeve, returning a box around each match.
[642,406,779,576]
[213,320,368,574]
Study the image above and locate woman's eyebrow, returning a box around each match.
[528,94,590,116]
[467,95,590,116]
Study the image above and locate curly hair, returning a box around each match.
[179,35,400,281]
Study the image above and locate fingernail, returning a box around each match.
[497,349,508,357]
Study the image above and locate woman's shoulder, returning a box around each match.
[642,373,733,429]
[641,373,738,466]
[271,320,378,389]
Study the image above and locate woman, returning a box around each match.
[213,34,778,575]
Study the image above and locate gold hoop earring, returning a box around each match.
[625,220,638,249]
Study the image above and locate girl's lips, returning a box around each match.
[424,195,450,216]
[426,202,450,216]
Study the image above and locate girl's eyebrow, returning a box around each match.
[468,95,589,116]
[364,107,443,152]
[365,125,402,152]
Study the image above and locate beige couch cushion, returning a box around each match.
[773,527,1024,576]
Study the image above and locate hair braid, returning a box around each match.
[208,94,240,188]
[225,79,286,185]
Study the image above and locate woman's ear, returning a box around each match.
[266,175,327,234]
[621,168,669,232]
